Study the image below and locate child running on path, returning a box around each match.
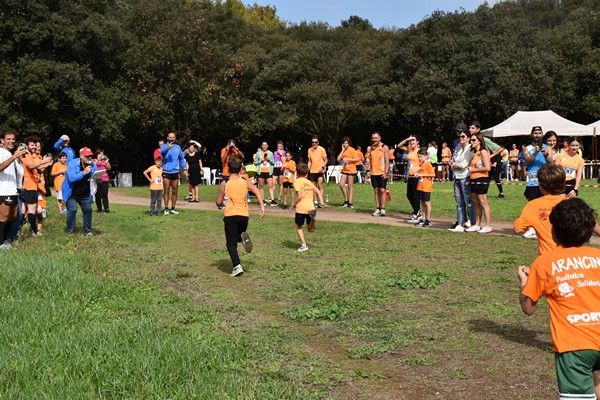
[216,157,264,276]
[143,157,164,216]
[518,198,600,399]
[292,162,324,252]
[414,148,435,227]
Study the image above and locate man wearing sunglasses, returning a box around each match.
[307,136,327,208]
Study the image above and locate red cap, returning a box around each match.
[79,147,93,156]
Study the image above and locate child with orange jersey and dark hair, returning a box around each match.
[414,148,435,227]
[216,157,264,277]
[281,152,296,209]
[292,162,324,252]
[518,198,600,399]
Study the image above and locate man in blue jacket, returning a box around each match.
[53,135,76,163]
[160,132,188,215]
[62,147,97,235]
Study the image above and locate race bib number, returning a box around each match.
[563,167,576,179]
[274,161,282,168]
[155,177,163,185]
[343,161,348,167]
[526,171,538,183]
[260,162,270,173]
[284,172,292,178]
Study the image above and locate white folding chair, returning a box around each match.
[201,167,211,185]
[211,169,223,185]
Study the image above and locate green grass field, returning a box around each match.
[2,180,600,398]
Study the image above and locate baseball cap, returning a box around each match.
[531,126,543,133]
[79,147,93,156]
[455,123,468,132]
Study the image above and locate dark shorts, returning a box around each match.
[342,172,357,177]
[309,172,324,182]
[565,181,578,196]
[283,182,294,189]
[162,172,179,181]
[371,175,387,189]
[418,191,431,202]
[509,160,519,166]
[524,186,542,201]
[470,177,490,195]
[295,213,312,226]
[272,167,282,177]
[258,172,272,180]
[555,350,600,397]
[23,189,39,204]
[221,175,230,182]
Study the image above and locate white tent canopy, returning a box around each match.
[481,110,593,138]
[588,120,600,129]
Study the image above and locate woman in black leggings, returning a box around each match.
[398,135,420,222]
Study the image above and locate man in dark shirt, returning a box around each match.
[62,147,97,235]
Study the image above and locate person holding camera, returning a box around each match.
[0,132,27,249]
[62,147,97,235]
[521,126,550,239]
[160,132,187,215]
[22,137,52,236]
[221,139,244,182]
[92,149,111,213]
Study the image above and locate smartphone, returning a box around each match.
[535,138,544,148]
[19,143,26,150]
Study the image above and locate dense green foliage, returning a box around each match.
[1,0,599,171]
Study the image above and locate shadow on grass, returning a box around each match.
[281,239,300,250]
[212,259,233,275]
[468,318,552,350]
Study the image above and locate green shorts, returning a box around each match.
[555,350,600,398]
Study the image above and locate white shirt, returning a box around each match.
[451,144,475,180]
[0,148,18,196]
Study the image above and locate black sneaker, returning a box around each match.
[341,201,349,207]
[270,200,278,207]
[498,193,505,198]
[315,203,323,209]
[347,203,354,209]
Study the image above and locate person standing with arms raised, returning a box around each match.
[366,132,390,216]
[53,134,75,163]
[160,132,187,215]
[307,136,327,208]
[221,139,244,182]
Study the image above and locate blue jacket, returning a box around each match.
[53,138,76,163]
[62,158,97,202]
[160,143,186,174]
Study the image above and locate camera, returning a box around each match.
[535,138,544,148]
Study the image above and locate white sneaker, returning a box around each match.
[523,227,537,239]
[297,244,309,252]
[169,209,179,215]
[465,225,481,232]
[164,209,169,215]
[464,221,472,228]
[241,232,252,253]
[0,241,13,251]
[478,226,493,234]
[372,209,381,216]
[231,265,244,277]
[447,225,465,232]
[380,209,386,216]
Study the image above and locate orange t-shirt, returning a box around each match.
[509,149,519,162]
[282,160,296,183]
[369,144,387,176]
[389,149,395,161]
[23,153,40,191]
[144,165,163,190]
[307,146,327,174]
[223,176,249,217]
[294,177,317,214]
[555,152,584,182]
[416,161,434,193]
[523,245,600,353]
[470,150,489,180]
[355,150,365,166]
[406,147,419,176]
[52,161,67,192]
[340,146,358,174]
[441,147,452,162]
[514,194,567,255]
[221,147,243,177]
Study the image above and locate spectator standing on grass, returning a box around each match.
[0,132,26,249]
[518,198,600,400]
[307,136,327,208]
[273,141,286,202]
[153,139,164,163]
[398,135,420,222]
[366,132,390,217]
[221,139,244,182]
[51,152,68,214]
[522,126,550,239]
[281,152,296,208]
[53,134,75,163]
[183,140,202,200]
[469,121,505,198]
[160,132,187,215]
[355,146,365,182]
[448,129,475,232]
[337,136,359,209]
[509,144,520,181]
[184,143,202,203]
[555,136,584,199]
[143,156,163,216]
[33,141,49,234]
[466,132,492,234]
[441,142,452,181]
[92,148,111,213]
[414,148,435,227]
[292,162,324,252]
[216,156,264,277]
[62,147,97,235]
[254,141,276,207]
[22,137,52,236]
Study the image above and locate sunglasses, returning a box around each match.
[459,135,467,139]
[311,141,318,144]
[470,138,478,143]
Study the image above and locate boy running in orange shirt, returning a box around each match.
[281,152,296,209]
[292,162,324,252]
[518,198,600,399]
[414,148,435,227]
[216,157,264,277]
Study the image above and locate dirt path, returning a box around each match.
[109,191,600,246]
